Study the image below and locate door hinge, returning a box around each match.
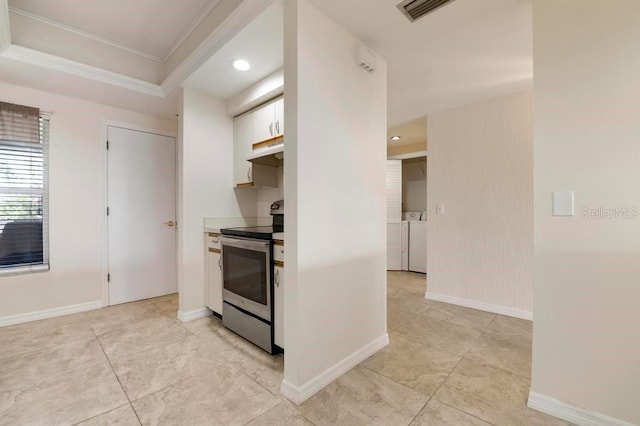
[106,140,109,150]
[107,207,110,216]
[107,273,110,282]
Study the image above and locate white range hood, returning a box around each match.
[247,141,284,167]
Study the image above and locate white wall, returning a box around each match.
[402,159,427,212]
[282,0,388,402]
[256,166,283,217]
[427,92,533,317]
[0,81,177,321]
[178,87,256,314]
[531,2,640,424]
[226,69,284,117]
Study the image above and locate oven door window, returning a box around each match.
[222,245,268,305]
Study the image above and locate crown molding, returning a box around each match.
[161,0,278,94]
[0,0,11,53]
[0,45,165,97]
[8,0,225,65]
[8,6,164,63]
[0,0,277,99]
[161,0,222,63]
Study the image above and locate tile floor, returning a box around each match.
[0,272,568,425]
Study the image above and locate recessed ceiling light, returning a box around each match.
[232,59,251,71]
[391,135,401,141]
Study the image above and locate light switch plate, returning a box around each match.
[553,191,574,216]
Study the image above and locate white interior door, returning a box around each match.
[107,126,176,305]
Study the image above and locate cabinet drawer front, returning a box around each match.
[207,232,221,249]
[273,240,284,263]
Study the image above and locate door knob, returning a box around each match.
[165,220,175,227]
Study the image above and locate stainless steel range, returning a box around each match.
[219,200,283,354]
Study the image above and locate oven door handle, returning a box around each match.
[220,236,271,252]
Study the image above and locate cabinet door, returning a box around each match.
[234,112,254,186]
[274,265,284,348]
[274,97,284,137]
[206,249,223,315]
[251,100,276,144]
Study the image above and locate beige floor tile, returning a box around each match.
[487,315,533,338]
[0,318,95,360]
[389,309,482,356]
[434,358,569,426]
[411,399,492,426]
[387,285,401,297]
[86,301,164,337]
[246,401,313,426]
[147,293,178,304]
[388,288,431,316]
[131,369,280,426]
[111,334,231,401]
[388,271,427,296]
[186,316,261,358]
[77,404,141,426]
[465,330,532,378]
[362,333,461,396]
[98,316,192,361]
[240,350,284,396]
[0,271,558,426]
[180,315,221,335]
[423,300,496,330]
[298,366,428,426]
[151,298,179,318]
[0,357,127,426]
[0,337,106,393]
[195,321,285,395]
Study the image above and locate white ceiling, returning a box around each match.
[1,0,532,126]
[308,0,533,126]
[387,117,427,148]
[8,0,221,61]
[183,1,283,99]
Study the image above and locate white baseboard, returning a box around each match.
[425,291,533,320]
[528,392,635,426]
[0,300,103,327]
[280,333,389,405]
[177,307,211,323]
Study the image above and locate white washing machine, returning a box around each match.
[401,212,427,273]
[401,221,409,271]
[408,220,427,273]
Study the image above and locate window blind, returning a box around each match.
[0,101,49,272]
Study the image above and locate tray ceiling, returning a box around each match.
[0,0,274,118]
[8,0,221,62]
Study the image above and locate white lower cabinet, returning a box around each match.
[205,233,223,315]
[274,264,284,348]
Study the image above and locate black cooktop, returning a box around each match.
[220,226,281,240]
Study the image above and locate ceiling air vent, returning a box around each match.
[397,0,456,22]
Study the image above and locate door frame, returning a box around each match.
[100,120,178,307]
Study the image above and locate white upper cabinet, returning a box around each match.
[233,96,284,188]
[274,97,284,137]
[234,112,254,186]
[251,100,278,143]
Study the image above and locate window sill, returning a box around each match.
[0,264,50,277]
